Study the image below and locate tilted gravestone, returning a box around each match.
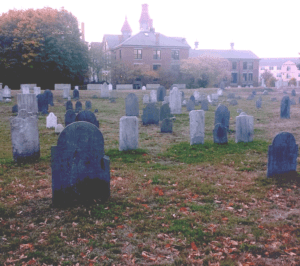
[189,110,205,145]
[160,103,171,121]
[51,121,110,206]
[201,99,209,111]
[214,104,230,131]
[85,100,92,110]
[157,86,166,102]
[267,132,298,177]
[213,123,228,144]
[150,90,157,103]
[143,94,150,104]
[256,99,262,109]
[10,109,40,163]
[66,100,73,111]
[161,118,173,133]
[75,101,82,113]
[17,94,38,115]
[65,110,76,126]
[125,93,139,116]
[280,96,290,119]
[142,103,159,125]
[101,83,110,98]
[169,87,182,114]
[119,116,139,151]
[186,99,195,111]
[55,124,64,135]
[73,89,79,99]
[46,112,58,128]
[235,114,254,143]
[291,89,296,96]
[76,110,99,128]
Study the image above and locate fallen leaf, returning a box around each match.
[191,242,198,251]
[128,233,133,238]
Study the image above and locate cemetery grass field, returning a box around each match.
[1,88,300,265]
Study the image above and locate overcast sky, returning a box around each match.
[1,0,300,58]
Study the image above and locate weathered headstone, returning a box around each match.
[10,110,40,163]
[66,100,73,111]
[76,110,99,128]
[51,121,110,206]
[211,94,218,102]
[143,94,150,104]
[290,98,296,105]
[220,81,225,90]
[271,98,277,102]
[55,83,71,90]
[75,101,82,113]
[201,99,209,111]
[37,90,53,114]
[182,100,187,107]
[280,96,290,119]
[189,110,205,145]
[85,100,92,110]
[169,87,182,114]
[101,83,110,98]
[21,84,30,94]
[33,87,41,96]
[190,95,195,103]
[235,114,254,143]
[12,105,18,113]
[207,95,212,103]
[186,99,195,111]
[17,94,38,115]
[63,86,70,99]
[161,118,173,133]
[65,110,76,126]
[193,91,200,102]
[73,89,79,99]
[213,123,227,144]
[291,89,296,96]
[119,116,139,151]
[157,86,166,102]
[217,89,223,96]
[256,99,262,109]
[142,103,159,125]
[214,105,230,131]
[267,132,298,177]
[229,99,238,106]
[125,93,139,116]
[247,94,255,100]
[227,93,235,99]
[108,84,113,91]
[160,103,171,121]
[46,112,58,128]
[3,86,11,98]
[55,124,64,135]
[150,90,157,103]
[142,86,146,91]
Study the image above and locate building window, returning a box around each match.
[231,73,237,83]
[232,62,237,70]
[261,67,265,70]
[153,50,161,60]
[243,73,247,82]
[287,66,291,71]
[243,62,247,70]
[153,64,161,71]
[269,66,274,70]
[134,49,142,59]
[248,62,253,70]
[248,73,253,81]
[277,66,281,70]
[171,50,179,60]
[277,73,282,77]
[119,50,121,59]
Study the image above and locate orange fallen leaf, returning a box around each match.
[222,217,228,221]
[258,225,264,229]
[142,204,149,208]
[179,207,187,212]
[165,243,171,248]
[128,233,133,238]
[117,225,124,229]
[191,242,198,251]
[158,189,164,196]
[114,216,118,220]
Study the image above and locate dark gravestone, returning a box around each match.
[256,99,262,109]
[258,96,262,101]
[213,123,227,144]
[160,103,171,121]
[65,110,76,126]
[190,95,195,103]
[12,105,18,113]
[94,109,98,113]
[271,98,277,102]
[76,110,99,128]
[51,121,110,206]
[252,91,256,95]
[66,100,73,111]
[290,98,296,105]
[157,86,166,102]
[227,93,235,99]
[186,99,195,111]
[73,89,79,99]
[85,100,92,111]
[125,93,139,116]
[291,89,296,96]
[267,132,298,177]
[201,99,209,111]
[75,101,82,113]
[180,91,184,100]
[283,91,288,94]
[214,104,230,131]
[37,90,54,114]
[220,81,225,90]
[142,103,159,125]
[161,118,173,133]
[44,90,54,106]
[280,96,290,119]
[247,94,255,100]
[229,99,238,106]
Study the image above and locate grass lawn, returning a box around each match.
[0,87,300,265]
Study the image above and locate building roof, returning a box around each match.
[103,34,123,50]
[189,49,259,59]
[259,58,300,67]
[121,17,132,33]
[114,31,191,49]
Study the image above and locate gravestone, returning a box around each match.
[17,94,38,115]
[157,86,166,102]
[76,110,99,128]
[220,81,225,90]
[280,96,290,119]
[5,98,11,103]
[10,110,40,163]
[193,91,200,102]
[211,94,218,102]
[108,84,113,91]
[290,98,296,105]
[214,105,230,131]
[119,116,139,151]
[37,90,53,114]
[85,100,92,110]
[161,118,173,133]
[186,99,195,111]
[263,90,268,95]
[252,91,256,95]
[213,123,228,144]
[217,89,223,96]
[46,112,58,128]
[65,110,76,126]
[3,86,11,98]
[182,100,187,107]
[207,95,212,103]
[235,114,254,143]
[94,109,98,113]
[51,121,110,206]
[101,83,110,98]
[63,87,70,99]
[33,87,41,96]
[125,93,139,116]
[180,91,185,101]
[142,86,146,90]
[227,93,235,99]
[66,100,73,111]
[55,124,64,135]
[189,110,205,145]
[267,132,298,177]
[169,87,182,114]
[73,89,79,99]
[256,99,262,109]
[160,103,171,121]
[0,90,2,102]
[12,105,18,113]
[75,86,79,90]
[190,95,195,103]
[271,98,277,102]
[229,99,238,106]
[150,90,157,103]
[291,89,296,96]
[143,94,150,104]
[75,101,82,113]
[21,84,30,94]
[142,103,159,125]
[201,99,209,111]
[247,94,255,100]
[164,96,170,103]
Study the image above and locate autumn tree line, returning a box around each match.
[0,7,231,89]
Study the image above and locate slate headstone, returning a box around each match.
[290,98,296,105]
[157,86,166,102]
[201,99,209,111]
[94,109,98,113]
[252,91,256,95]
[76,110,99,128]
[189,110,205,145]
[267,132,298,177]
[125,93,139,116]
[256,99,262,109]
[186,99,195,111]
[160,103,171,121]
[65,110,76,126]
[142,103,159,125]
[51,121,110,206]
[46,112,58,128]
[213,123,227,144]
[214,105,230,131]
[37,90,53,114]
[73,89,79,99]
[235,114,254,143]
[247,94,255,100]
[85,100,92,110]
[291,89,296,96]
[169,87,182,114]
[66,100,73,111]
[161,118,173,133]
[119,116,139,151]
[280,96,290,119]
[75,101,82,113]
[190,95,195,103]
[12,105,18,113]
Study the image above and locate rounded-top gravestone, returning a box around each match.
[73,89,79,99]
[157,86,166,102]
[125,93,139,116]
[141,103,159,125]
[214,104,230,131]
[85,100,92,110]
[75,101,82,113]
[280,95,290,119]
[65,109,76,126]
[66,100,73,111]
[76,110,99,128]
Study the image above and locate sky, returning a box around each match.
[1,0,300,58]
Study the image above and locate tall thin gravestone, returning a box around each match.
[157,86,166,102]
[125,93,139,116]
[235,114,254,143]
[66,100,73,111]
[101,83,110,98]
[214,104,230,131]
[119,116,139,151]
[189,110,205,145]
[150,90,157,103]
[75,101,82,113]
[280,96,290,119]
[169,87,182,114]
[65,110,76,126]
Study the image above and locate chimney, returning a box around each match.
[194,41,199,49]
[230,42,234,50]
[81,22,85,41]
[155,33,160,45]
